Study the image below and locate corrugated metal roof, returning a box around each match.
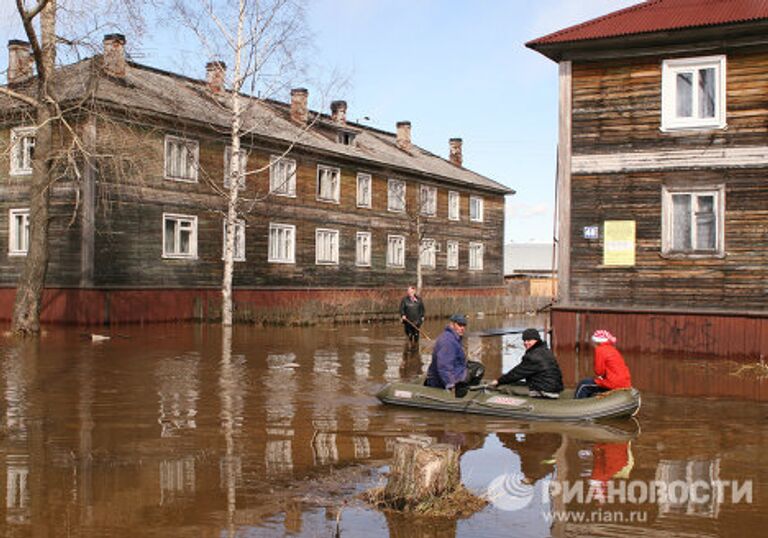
[527,0,768,46]
[2,58,513,194]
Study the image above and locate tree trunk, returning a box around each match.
[12,0,57,335]
[382,435,460,509]
[221,0,246,328]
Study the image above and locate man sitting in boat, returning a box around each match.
[575,329,632,399]
[488,328,564,399]
[424,314,484,397]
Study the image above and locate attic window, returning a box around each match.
[337,131,356,146]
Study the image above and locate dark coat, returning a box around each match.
[497,340,564,393]
[399,295,425,324]
[425,325,466,389]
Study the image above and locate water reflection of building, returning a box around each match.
[265,353,298,477]
[4,351,28,442]
[656,459,722,518]
[159,456,196,505]
[312,350,340,466]
[156,353,200,438]
[383,350,403,382]
[5,454,29,524]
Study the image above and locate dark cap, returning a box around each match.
[521,328,541,341]
[449,314,468,326]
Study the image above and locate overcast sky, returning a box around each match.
[1,0,639,244]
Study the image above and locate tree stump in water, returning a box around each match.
[382,435,460,510]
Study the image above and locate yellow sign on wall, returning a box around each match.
[603,220,636,266]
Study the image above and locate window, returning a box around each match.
[315,228,339,265]
[661,55,726,131]
[387,235,405,268]
[448,191,460,221]
[223,146,247,189]
[388,179,406,212]
[357,173,372,208]
[420,238,436,268]
[469,242,484,271]
[420,185,437,216]
[222,219,246,262]
[338,131,356,145]
[317,165,340,203]
[269,155,296,197]
[446,240,459,269]
[8,208,30,256]
[268,223,296,263]
[163,214,198,259]
[662,186,724,256]
[164,135,199,182]
[10,127,35,176]
[470,196,484,222]
[356,231,371,267]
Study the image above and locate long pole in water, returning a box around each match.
[403,317,432,341]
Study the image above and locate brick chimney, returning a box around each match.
[330,100,347,125]
[206,60,226,94]
[290,88,308,124]
[103,34,126,78]
[449,138,463,167]
[7,40,33,84]
[396,121,411,151]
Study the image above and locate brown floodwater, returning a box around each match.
[0,317,765,537]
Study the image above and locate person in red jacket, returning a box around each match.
[575,329,632,399]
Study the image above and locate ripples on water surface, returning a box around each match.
[0,317,765,537]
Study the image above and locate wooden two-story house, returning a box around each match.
[528,0,768,358]
[0,35,512,324]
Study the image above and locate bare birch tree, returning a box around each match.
[171,0,317,326]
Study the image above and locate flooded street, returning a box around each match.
[0,317,765,537]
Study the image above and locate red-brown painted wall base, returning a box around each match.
[551,306,768,359]
[0,287,508,325]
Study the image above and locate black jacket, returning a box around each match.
[399,295,425,324]
[497,340,564,393]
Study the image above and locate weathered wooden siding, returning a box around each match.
[1,120,505,301]
[0,286,509,324]
[551,307,768,360]
[566,46,768,310]
[89,126,505,289]
[571,49,768,153]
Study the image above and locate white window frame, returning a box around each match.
[356,173,372,208]
[446,240,459,270]
[223,146,247,190]
[315,228,339,265]
[222,219,246,262]
[387,179,406,213]
[448,191,460,221]
[162,213,198,259]
[387,234,405,268]
[356,231,371,267]
[268,223,296,264]
[661,185,725,257]
[8,208,30,256]
[164,135,199,182]
[420,185,437,216]
[469,196,484,222]
[420,238,436,268]
[469,242,484,271]
[269,155,296,197]
[317,164,340,203]
[661,55,726,131]
[10,127,35,176]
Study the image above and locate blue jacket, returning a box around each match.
[425,325,467,389]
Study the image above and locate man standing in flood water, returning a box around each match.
[399,285,425,343]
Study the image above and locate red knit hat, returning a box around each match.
[591,329,616,344]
